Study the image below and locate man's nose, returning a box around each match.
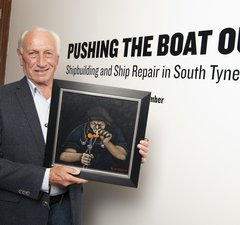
[37,54,47,67]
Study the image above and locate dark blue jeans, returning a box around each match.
[48,193,73,225]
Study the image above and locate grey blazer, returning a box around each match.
[0,77,82,225]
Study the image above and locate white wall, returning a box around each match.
[6,0,240,225]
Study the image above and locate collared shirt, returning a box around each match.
[27,79,50,142]
[27,79,66,196]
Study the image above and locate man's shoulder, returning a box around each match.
[0,77,27,92]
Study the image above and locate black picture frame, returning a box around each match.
[44,79,151,187]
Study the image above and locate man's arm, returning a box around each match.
[59,148,82,162]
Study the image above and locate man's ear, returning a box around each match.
[17,49,23,66]
[57,55,60,65]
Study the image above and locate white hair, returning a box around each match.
[18,27,61,55]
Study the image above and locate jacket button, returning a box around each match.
[42,201,50,209]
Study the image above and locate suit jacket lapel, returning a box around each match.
[15,77,45,155]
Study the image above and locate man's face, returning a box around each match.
[90,120,106,133]
[17,30,59,86]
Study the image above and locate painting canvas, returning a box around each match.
[45,79,151,187]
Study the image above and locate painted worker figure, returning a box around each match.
[59,106,129,173]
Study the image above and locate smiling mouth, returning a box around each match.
[35,68,50,73]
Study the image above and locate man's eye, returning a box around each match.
[45,51,53,55]
[28,52,37,56]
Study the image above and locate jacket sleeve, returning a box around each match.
[0,79,48,200]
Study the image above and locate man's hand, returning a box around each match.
[49,165,88,187]
[99,129,112,144]
[81,153,94,166]
[137,138,149,163]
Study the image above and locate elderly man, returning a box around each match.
[0,27,149,225]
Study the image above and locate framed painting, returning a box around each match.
[44,79,151,187]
